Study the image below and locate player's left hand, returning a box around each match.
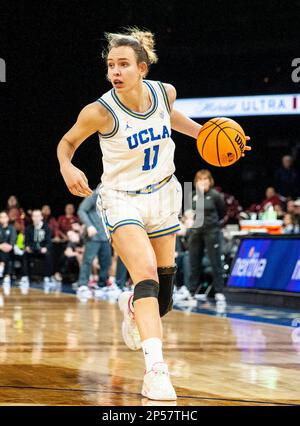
[242,136,251,157]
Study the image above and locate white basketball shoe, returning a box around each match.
[118,291,141,351]
[142,362,177,401]
[215,292,227,306]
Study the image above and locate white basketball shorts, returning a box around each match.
[96,175,182,240]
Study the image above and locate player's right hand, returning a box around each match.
[60,163,93,197]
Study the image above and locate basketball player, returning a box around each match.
[57,28,250,400]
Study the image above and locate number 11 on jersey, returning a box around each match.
[142,145,159,171]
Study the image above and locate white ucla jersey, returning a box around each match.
[97,80,176,191]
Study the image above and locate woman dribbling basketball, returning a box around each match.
[57,27,250,401]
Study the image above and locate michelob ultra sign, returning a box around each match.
[175,94,300,118]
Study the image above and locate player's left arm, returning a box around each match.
[164,83,251,153]
[163,83,202,139]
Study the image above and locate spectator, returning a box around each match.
[215,187,243,225]
[293,199,300,227]
[7,206,25,233]
[274,204,285,220]
[188,169,226,307]
[6,195,22,212]
[20,209,53,287]
[0,211,17,286]
[260,187,282,211]
[275,155,299,198]
[57,204,79,241]
[58,229,83,283]
[41,205,59,239]
[14,220,25,253]
[70,221,84,237]
[287,200,296,215]
[7,194,29,224]
[283,213,299,234]
[77,191,112,290]
[13,220,26,279]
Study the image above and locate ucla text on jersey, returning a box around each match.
[127,126,170,150]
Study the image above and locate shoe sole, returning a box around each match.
[121,321,140,351]
[141,386,177,401]
[119,293,141,351]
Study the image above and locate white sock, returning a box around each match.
[141,337,164,372]
[0,264,4,278]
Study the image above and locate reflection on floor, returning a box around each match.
[173,298,300,327]
[0,282,299,406]
[28,281,300,327]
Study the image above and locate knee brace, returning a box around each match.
[133,279,159,304]
[158,265,177,317]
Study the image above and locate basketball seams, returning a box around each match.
[221,127,247,155]
[199,118,228,134]
[201,126,219,156]
[220,128,239,158]
[220,127,245,136]
[209,122,245,157]
[200,119,230,156]
[216,129,222,166]
[210,120,239,159]
[210,119,244,135]
[205,118,229,129]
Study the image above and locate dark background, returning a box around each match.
[1,0,300,215]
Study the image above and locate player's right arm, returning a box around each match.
[57,103,110,197]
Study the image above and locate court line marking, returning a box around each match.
[0,385,297,406]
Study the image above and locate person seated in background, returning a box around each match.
[275,155,299,199]
[6,195,25,218]
[260,187,282,212]
[41,205,59,240]
[0,211,17,287]
[58,228,83,283]
[246,187,282,217]
[282,213,299,234]
[293,198,300,227]
[70,221,84,239]
[12,220,26,280]
[220,190,243,225]
[20,209,53,287]
[274,203,285,220]
[57,203,79,241]
[7,206,25,233]
[287,200,296,215]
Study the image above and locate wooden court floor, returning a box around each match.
[0,287,299,406]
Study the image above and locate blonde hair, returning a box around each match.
[194,169,215,188]
[102,27,158,75]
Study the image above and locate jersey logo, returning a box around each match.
[159,110,165,119]
[127,125,170,150]
[125,121,133,131]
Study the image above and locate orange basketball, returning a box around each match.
[197,117,247,167]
